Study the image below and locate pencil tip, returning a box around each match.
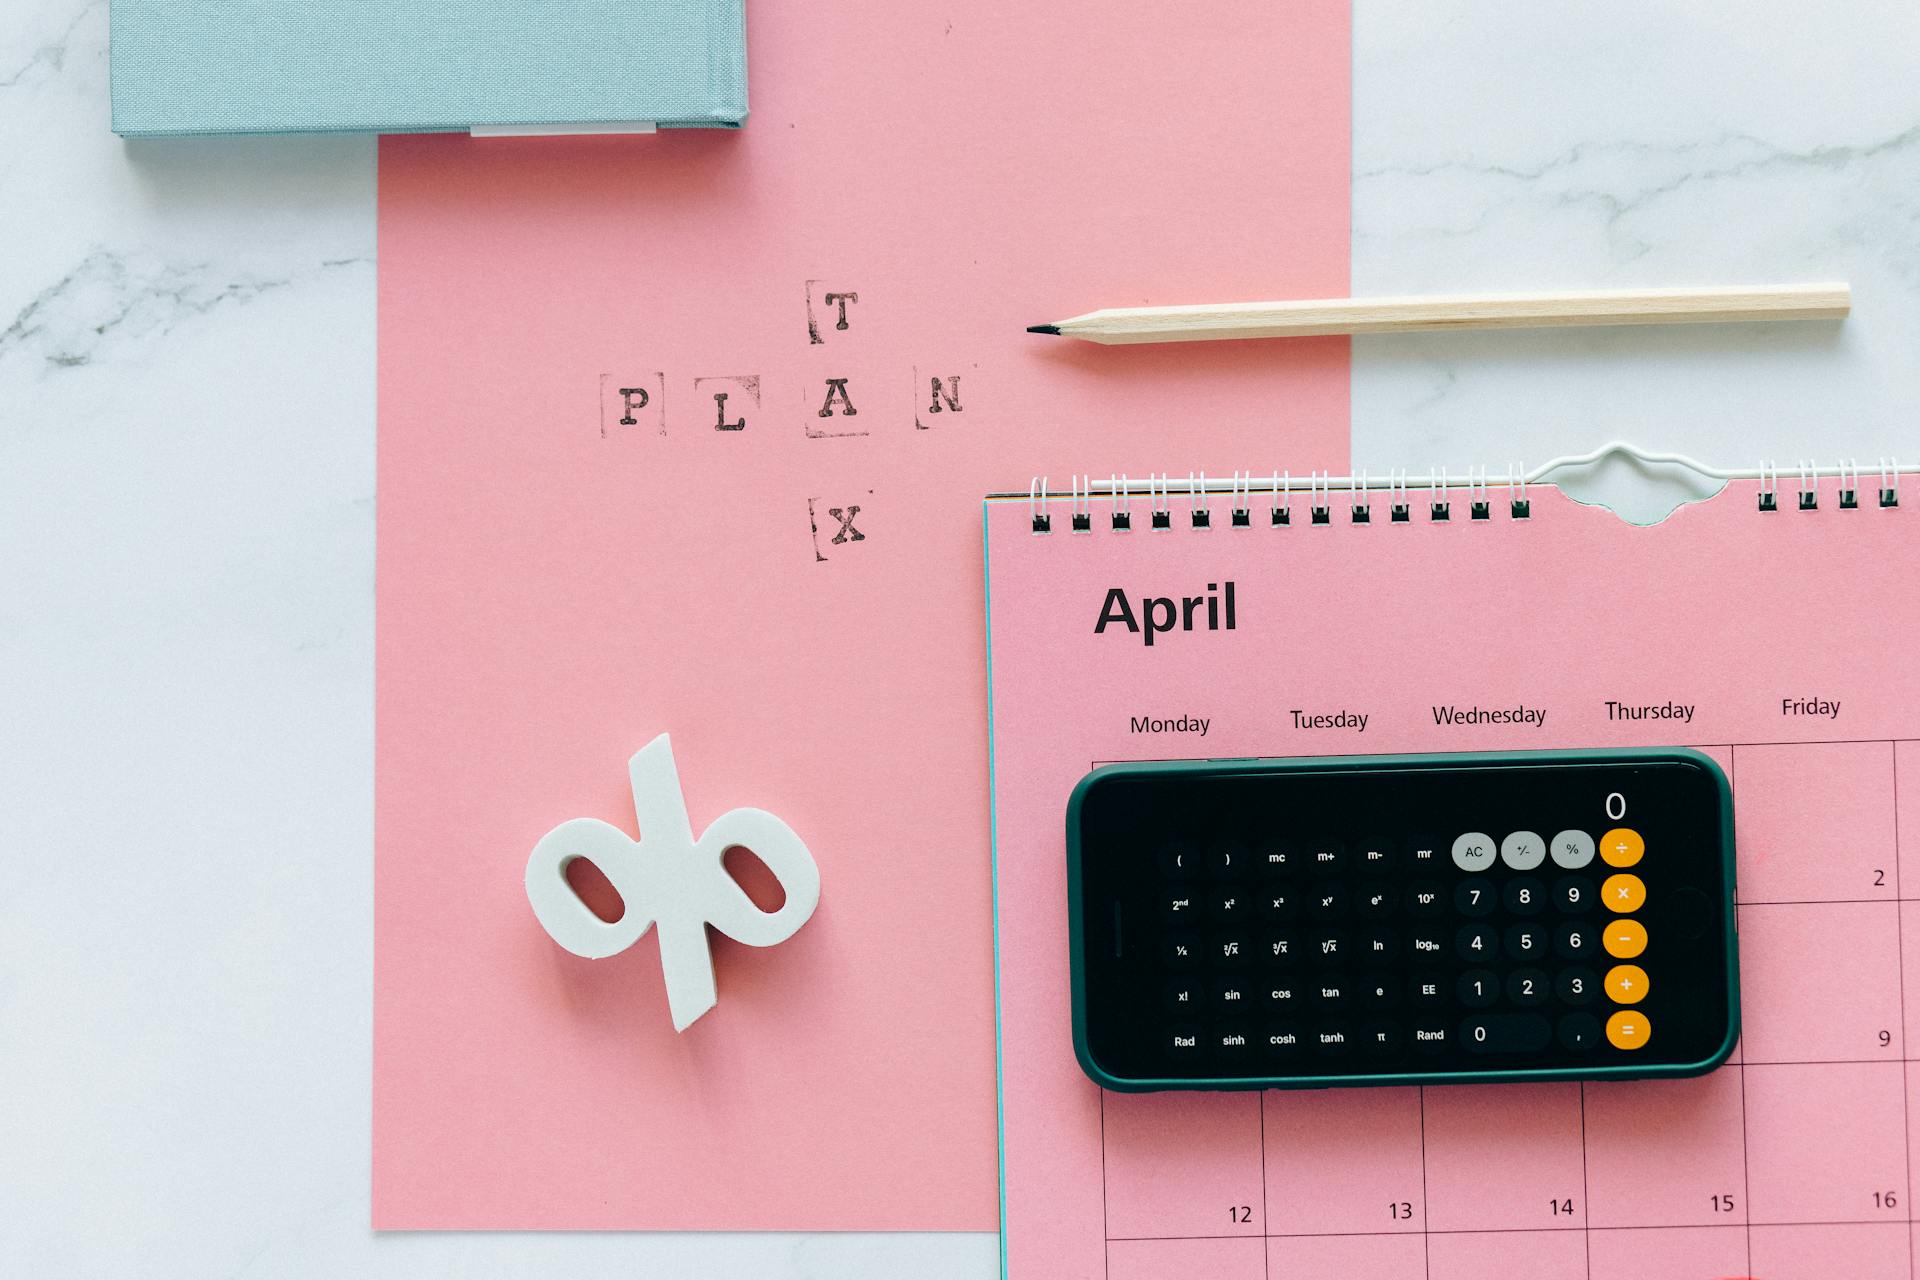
[1025,323,1061,335]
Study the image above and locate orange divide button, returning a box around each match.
[1600,827,1644,867]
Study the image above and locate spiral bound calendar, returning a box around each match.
[985,452,1920,1280]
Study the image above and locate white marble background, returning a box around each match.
[2,1,1915,1275]
[1353,2,1920,516]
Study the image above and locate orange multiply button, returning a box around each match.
[1600,827,1644,867]
[1602,872,1647,913]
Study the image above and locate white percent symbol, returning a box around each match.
[525,734,821,1031]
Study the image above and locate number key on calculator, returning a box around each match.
[1066,749,1738,1091]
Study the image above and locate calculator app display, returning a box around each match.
[1067,751,1738,1091]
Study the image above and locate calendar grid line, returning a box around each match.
[1892,742,1916,1280]
[1690,736,1920,750]
[1577,1082,1592,1278]
[1257,1093,1271,1279]
[1736,1059,1753,1273]
[1088,736,1920,775]
[1106,1218,1913,1242]
[1417,1086,1431,1279]
[1728,744,1754,1280]
[1737,896,1920,905]
[1738,1056,1920,1067]
[1099,1087,1110,1280]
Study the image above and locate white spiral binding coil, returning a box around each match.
[1469,466,1492,521]
[1148,473,1170,529]
[1230,470,1253,527]
[1388,469,1410,523]
[1020,443,1919,532]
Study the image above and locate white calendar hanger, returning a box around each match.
[1526,441,1913,489]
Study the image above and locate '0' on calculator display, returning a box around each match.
[1066,749,1739,1091]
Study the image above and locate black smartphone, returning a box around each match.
[1067,749,1738,1092]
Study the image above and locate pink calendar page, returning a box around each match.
[986,478,1920,1279]
[374,0,1349,1230]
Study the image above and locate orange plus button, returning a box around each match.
[1606,964,1650,1004]
[1600,827,1644,867]
[1602,872,1647,913]
[1604,918,1648,959]
[1606,1010,1652,1050]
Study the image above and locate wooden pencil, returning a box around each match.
[1026,282,1851,344]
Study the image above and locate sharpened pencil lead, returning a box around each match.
[1025,323,1061,335]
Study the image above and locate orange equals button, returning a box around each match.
[1606,1009,1651,1050]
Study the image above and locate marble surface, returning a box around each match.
[3,1,1916,1275]
[1353,1,1920,502]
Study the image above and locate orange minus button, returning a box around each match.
[1604,918,1648,958]
[1602,872,1646,913]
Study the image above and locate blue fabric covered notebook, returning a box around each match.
[111,0,746,137]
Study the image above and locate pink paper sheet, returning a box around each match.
[373,1,1350,1230]
[985,480,1920,1277]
